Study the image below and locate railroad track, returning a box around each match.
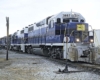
[13,50,100,74]
[46,57,100,74]
[4,49,100,74]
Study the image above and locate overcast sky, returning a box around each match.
[0,0,100,37]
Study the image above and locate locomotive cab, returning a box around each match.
[48,11,97,63]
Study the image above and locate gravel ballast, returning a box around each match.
[0,49,100,80]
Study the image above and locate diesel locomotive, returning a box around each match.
[0,11,99,63]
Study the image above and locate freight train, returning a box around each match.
[0,11,100,63]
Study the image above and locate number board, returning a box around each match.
[63,14,79,18]
[77,24,85,31]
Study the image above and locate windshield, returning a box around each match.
[63,18,79,23]
[74,31,88,42]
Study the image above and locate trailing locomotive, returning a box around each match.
[0,11,100,63]
[0,35,11,49]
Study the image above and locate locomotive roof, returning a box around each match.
[49,11,85,21]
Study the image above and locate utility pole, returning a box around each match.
[6,17,9,60]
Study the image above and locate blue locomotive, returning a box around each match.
[0,11,99,63]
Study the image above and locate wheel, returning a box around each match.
[43,48,49,57]
[27,47,32,54]
[18,46,21,52]
[50,48,63,59]
[56,49,63,59]
[51,53,57,59]
[27,48,31,54]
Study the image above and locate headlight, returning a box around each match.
[76,38,80,42]
[90,39,93,43]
